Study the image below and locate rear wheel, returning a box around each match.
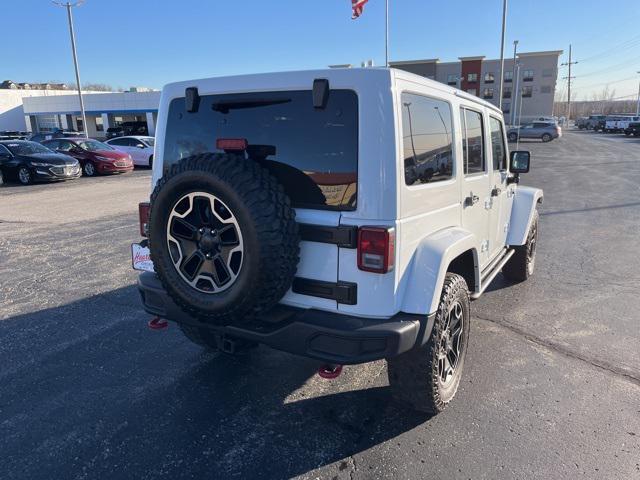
[18,166,32,185]
[148,155,153,169]
[388,273,470,415]
[503,210,538,282]
[83,161,96,176]
[541,133,552,142]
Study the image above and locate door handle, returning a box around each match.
[465,194,480,206]
[491,187,502,197]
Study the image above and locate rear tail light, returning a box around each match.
[357,227,395,273]
[216,138,248,151]
[139,202,150,237]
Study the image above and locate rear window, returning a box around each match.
[163,90,359,210]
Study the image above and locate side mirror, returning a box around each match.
[136,143,145,149]
[510,150,530,174]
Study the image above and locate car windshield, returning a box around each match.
[141,137,154,147]
[77,139,114,151]
[3,141,52,155]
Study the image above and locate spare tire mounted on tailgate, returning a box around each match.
[148,153,300,325]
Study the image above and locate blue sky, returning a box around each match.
[5,0,640,100]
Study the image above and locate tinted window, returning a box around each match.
[108,138,128,146]
[461,108,485,175]
[77,139,114,151]
[57,140,76,152]
[44,140,59,150]
[0,144,11,155]
[489,117,506,171]
[164,90,358,211]
[401,93,454,186]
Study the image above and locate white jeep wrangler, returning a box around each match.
[134,68,542,414]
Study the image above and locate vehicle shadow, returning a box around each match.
[0,286,430,479]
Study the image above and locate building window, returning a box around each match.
[503,86,512,99]
[504,70,513,83]
[522,86,533,98]
[75,116,84,132]
[467,73,478,83]
[523,69,534,82]
[447,74,458,86]
[95,116,104,132]
[467,88,477,96]
[542,68,553,77]
[401,93,454,186]
[484,72,495,84]
[35,114,60,132]
[460,108,485,175]
[483,88,494,99]
[502,103,510,114]
[540,85,552,94]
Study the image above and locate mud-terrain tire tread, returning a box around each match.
[503,209,539,282]
[149,153,299,325]
[387,273,470,415]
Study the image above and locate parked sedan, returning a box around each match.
[507,122,561,142]
[0,140,81,185]
[105,136,154,167]
[41,138,133,176]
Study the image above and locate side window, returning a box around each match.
[0,144,11,155]
[45,140,59,150]
[460,108,485,175]
[108,138,125,146]
[401,93,454,186]
[126,138,139,147]
[57,140,75,151]
[489,117,506,171]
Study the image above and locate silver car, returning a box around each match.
[508,122,561,142]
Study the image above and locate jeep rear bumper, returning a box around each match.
[137,272,435,365]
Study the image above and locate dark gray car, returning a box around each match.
[508,122,560,142]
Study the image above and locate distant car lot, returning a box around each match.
[1,130,638,479]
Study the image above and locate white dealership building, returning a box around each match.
[21,90,160,139]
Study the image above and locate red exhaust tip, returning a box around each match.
[147,317,169,330]
[318,364,343,379]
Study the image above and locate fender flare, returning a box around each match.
[400,227,479,315]
[506,186,543,246]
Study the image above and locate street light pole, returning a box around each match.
[498,0,508,110]
[510,40,518,125]
[636,71,640,115]
[53,1,88,138]
[385,0,389,67]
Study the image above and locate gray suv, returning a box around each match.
[508,122,560,142]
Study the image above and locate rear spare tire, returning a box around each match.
[149,153,299,325]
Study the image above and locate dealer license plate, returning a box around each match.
[131,243,154,272]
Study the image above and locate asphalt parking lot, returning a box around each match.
[1,131,639,480]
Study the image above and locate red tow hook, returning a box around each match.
[147,317,169,330]
[318,364,343,379]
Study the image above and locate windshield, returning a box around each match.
[77,139,114,151]
[3,141,52,155]
[142,137,155,147]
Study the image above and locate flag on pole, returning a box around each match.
[351,0,369,19]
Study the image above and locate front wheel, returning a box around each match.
[18,166,32,185]
[503,210,539,282]
[388,273,470,415]
[541,133,552,142]
[83,161,96,177]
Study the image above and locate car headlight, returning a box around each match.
[95,155,112,162]
[30,161,54,167]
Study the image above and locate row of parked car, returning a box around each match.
[0,131,154,186]
[575,114,640,136]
